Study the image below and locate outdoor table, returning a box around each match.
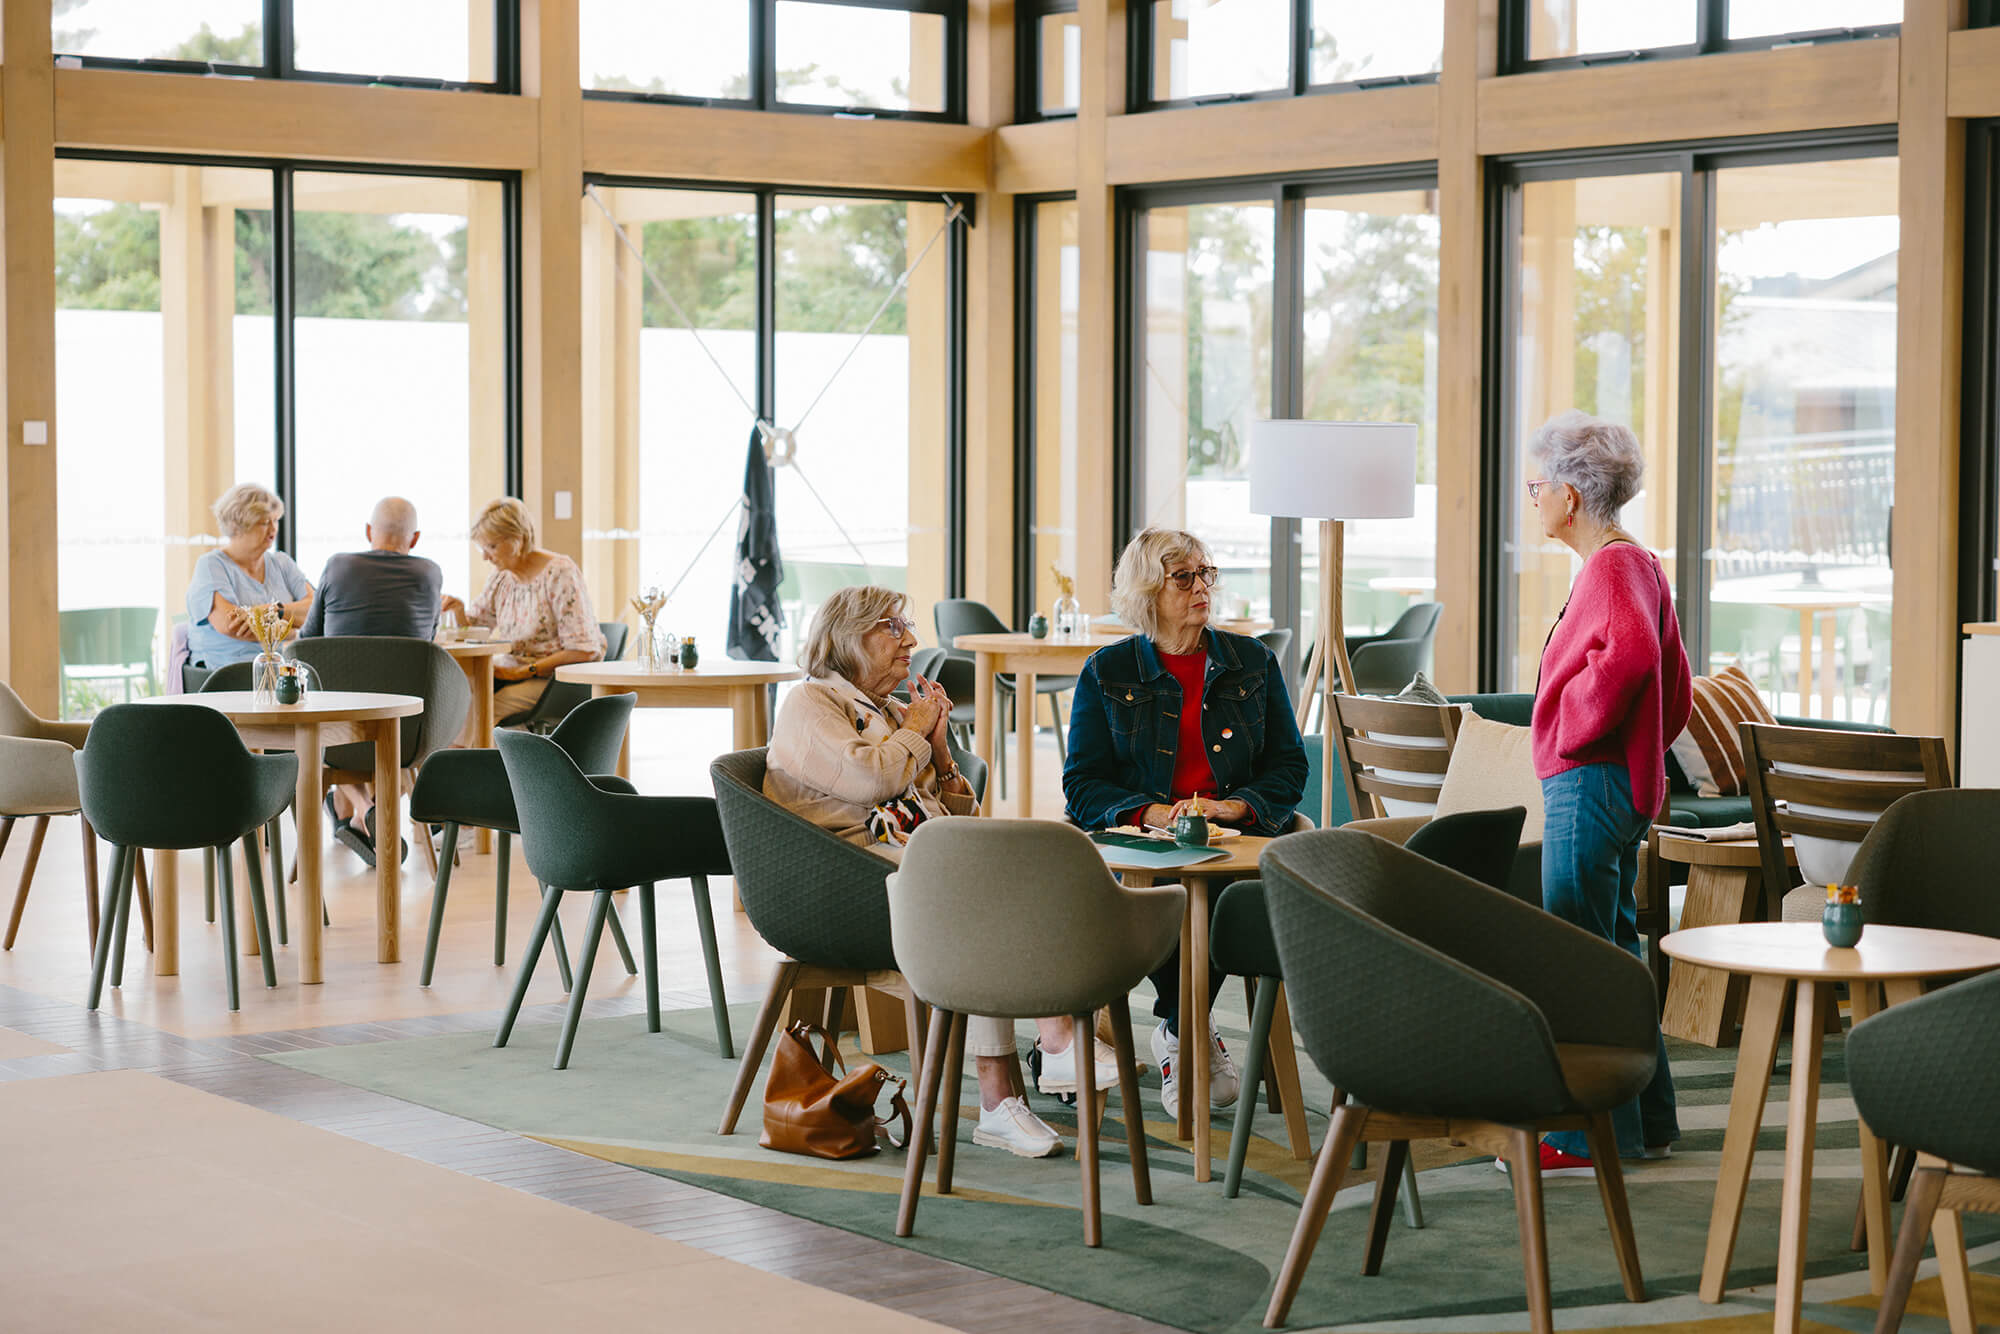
[1710,586,1876,719]
[438,637,512,852]
[132,690,424,984]
[553,659,801,778]
[1097,833,1296,1184]
[1660,922,2000,1333]
[952,631,1128,818]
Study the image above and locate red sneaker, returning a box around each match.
[1494,1142,1595,1178]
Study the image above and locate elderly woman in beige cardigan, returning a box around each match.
[765,585,1125,1159]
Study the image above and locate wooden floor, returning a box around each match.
[0,714,1166,1333]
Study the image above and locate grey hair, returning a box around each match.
[800,585,908,684]
[370,496,419,543]
[1530,410,1645,524]
[211,482,284,538]
[1110,527,1214,640]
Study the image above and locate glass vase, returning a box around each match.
[252,652,283,706]
[638,615,661,671]
[1052,593,1083,639]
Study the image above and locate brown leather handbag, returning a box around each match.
[760,1021,912,1160]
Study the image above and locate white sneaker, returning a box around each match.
[1035,1037,1126,1095]
[972,1096,1063,1158]
[1151,1019,1241,1115]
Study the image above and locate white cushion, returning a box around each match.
[1364,730,1446,818]
[1434,711,1545,844]
[1769,760,1924,888]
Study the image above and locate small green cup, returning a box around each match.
[1028,614,1050,639]
[1822,901,1864,948]
[275,672,303,706]
[1172,813,1209,848]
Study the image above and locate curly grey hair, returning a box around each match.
[1530,410,1645,525]
[211,482,284,538]
[800,585,908,685]
[1110,527,1214,640]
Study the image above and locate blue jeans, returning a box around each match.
[1540,763,1679,1160]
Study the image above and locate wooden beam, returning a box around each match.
[54,68,537,170]
[1947,24,2000,116]
[1106,85,1438,185]
[1074,1,1123,608]
[963,1,1017,615]
[994,120,1078,195]
[1478,39,1900,157]
[581,100,989,194]
[2,2,60,714]
[520,0,585,561]
[1431,0,1496,693]
[1892,0,1966,742]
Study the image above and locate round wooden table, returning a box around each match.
[951,631,1129,818]
[1654,833,1796,1046]
[553,659,802,778]
[1095,834,1305,1182]
[438,639,512,852]
[133,690,424,985]
[1660,922,2000,1333]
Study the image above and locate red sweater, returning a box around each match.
[1160,649,1219,800]
[1530,542,1693,818]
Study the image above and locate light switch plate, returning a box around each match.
[22,421,47,446]
[554,490,573,520]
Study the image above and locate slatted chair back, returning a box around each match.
[1327,693,1462,822]
[1740,722,1951,918]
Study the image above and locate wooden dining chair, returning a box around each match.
[1327,694,1462,822]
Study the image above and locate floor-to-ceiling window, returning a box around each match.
[1496,142,1898,722]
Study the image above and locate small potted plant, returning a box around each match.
[1822,883,1863,948]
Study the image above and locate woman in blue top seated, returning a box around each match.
[1063,525,1307,1117]
[185,483,315,670]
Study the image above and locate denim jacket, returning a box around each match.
[1062,628,1307,836]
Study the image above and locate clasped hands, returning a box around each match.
[900,674,967,793]
[1139,795,1253,831]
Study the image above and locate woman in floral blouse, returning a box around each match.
[441,498,605,730]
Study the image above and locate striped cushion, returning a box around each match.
[1669,664,1776,797]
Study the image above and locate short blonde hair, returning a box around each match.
[800,585,907,683]
[470,497,537,551]
[1111,527,1214,639]
[212,483,283,538]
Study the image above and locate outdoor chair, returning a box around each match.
[59,606,159,717]
[1213,806,1527,1200]
[887,818,1182,1247]
[502,620,629,732]
[934,598,1072,794]
[711,747,924,1137]
[1259,828,1652,1332]
[1848,968,2000,1334]
[493,729,733,1069]
[76,703,291,1012]
[410,692,636,987]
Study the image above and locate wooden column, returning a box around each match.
[160,166,239,632]
[467,178,510,579]
[2,0,61,714]
[906,199,952,618]
[1432,0,1497,691]
[1893,0,1968,742]
[963,0,1016,615]
[519,0,585,560]
[1074,1,1125,606]
[578,190,640,618]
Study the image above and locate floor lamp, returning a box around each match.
[1248,420,1418,829]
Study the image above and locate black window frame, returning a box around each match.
[582,174,973,595]
[1500,0,1901,75]
[52,148,524,558]
[1116,162,1441,676]
[1016,0,1080,123]
[1959,120,2000,635]
[580,0,968,124]
[53,0,522,94]
[1480,126,1901,693]
[1126,0,1443,115]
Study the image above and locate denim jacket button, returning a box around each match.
[1212,744,1222,752]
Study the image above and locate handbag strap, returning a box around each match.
[879,1076,913,1151]
[787,1020,846,1074]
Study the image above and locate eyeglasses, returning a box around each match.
[873,615,918,638]
[1163,565,1221,591]
[1525,478,1551,501]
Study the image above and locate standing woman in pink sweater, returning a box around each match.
[1526,411,1693,1174]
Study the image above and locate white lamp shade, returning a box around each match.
[1246,420,1418,520]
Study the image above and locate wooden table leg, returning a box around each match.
[731,687,756,751]
[1819,611,1838,721]
[1699,971,1787,1302]
[1189,876,1213,1183]
[971,653,995,817]
[152,848,179,976]
[1015,670,1037,818]
[1848,979,1894,1293]
[375,716,402,964]
[1772,980,1829,1334]
[1796,610,1816,718]
[295,723,325,984]
[1176,887,1194,1143]
[1266,983,1313,1160]
[472,655,495,854]
[607,687,633,780]
[1661,865,1760,1046]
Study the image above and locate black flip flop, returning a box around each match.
[363,808,410,866]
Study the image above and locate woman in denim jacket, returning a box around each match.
[1062,527,1307,1116]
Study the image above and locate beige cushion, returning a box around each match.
[1433,710,1545,844]
[1670,664,1776,797]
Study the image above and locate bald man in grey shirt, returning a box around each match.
[301,496,444,641]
